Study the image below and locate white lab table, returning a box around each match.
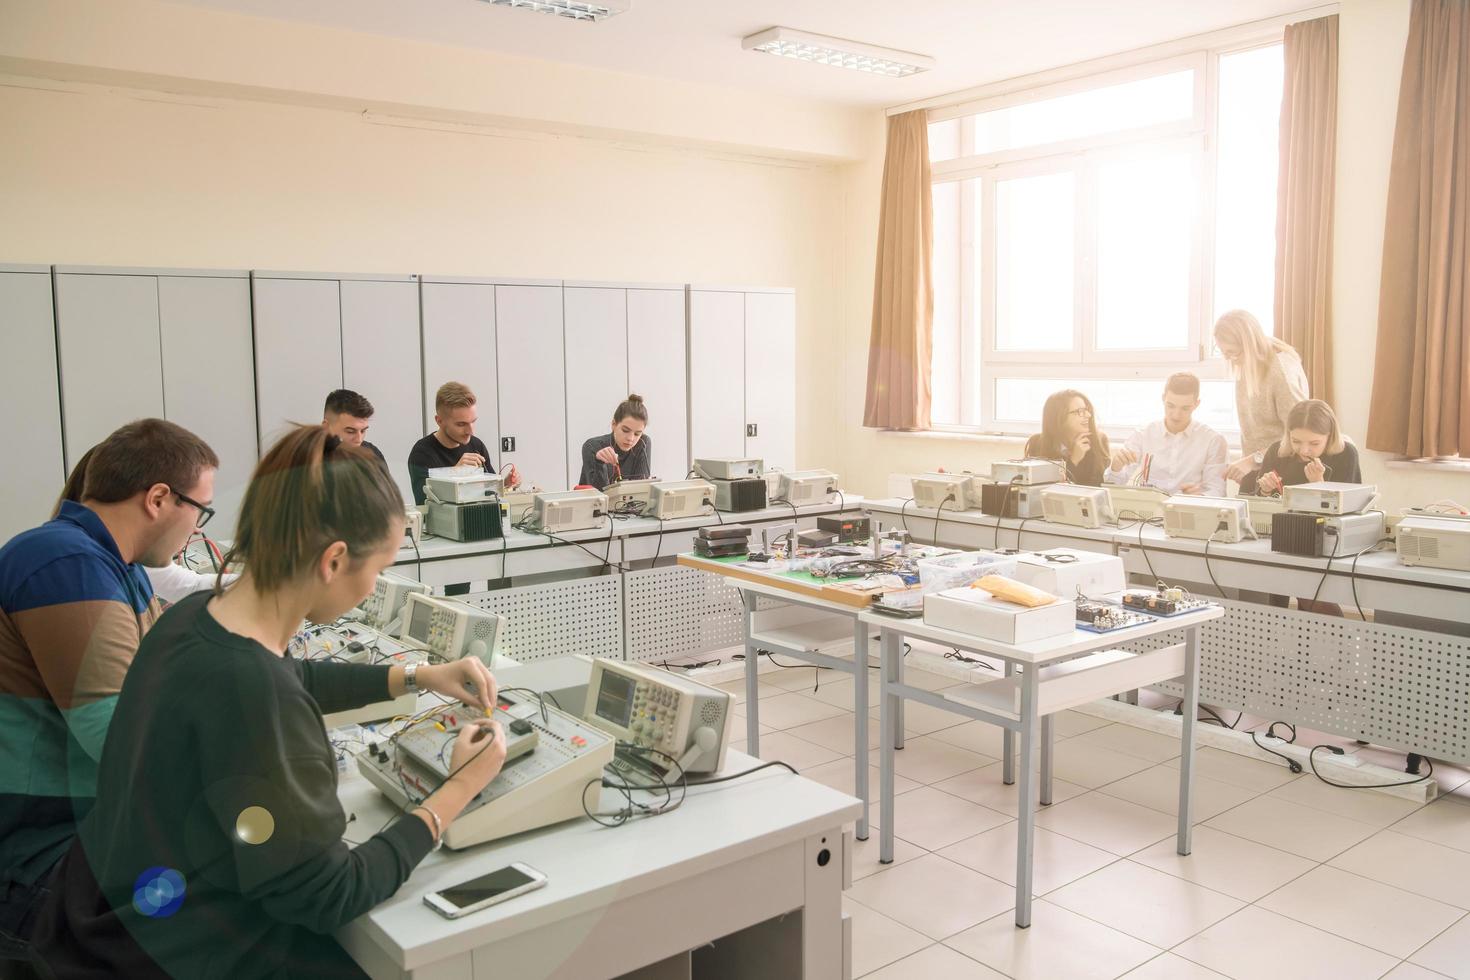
[865,603,1222,928]
[336,749,861,979]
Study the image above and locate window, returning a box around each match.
[928,41,1284,440]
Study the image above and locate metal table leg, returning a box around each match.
[1002,661,1016,786]
[1177,626,1200,854]
[1040,714,1054,806]
[743,592,760,756]
[852,619,870,841]
[879,628,901,864]
[1014,668,1040,928]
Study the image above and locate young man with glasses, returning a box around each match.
[0,418,217,962]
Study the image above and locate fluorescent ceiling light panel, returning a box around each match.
[484,0,629,22]
[742,27,935,77]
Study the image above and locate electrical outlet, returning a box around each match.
[501,436,516,453]
[746,423,757,437]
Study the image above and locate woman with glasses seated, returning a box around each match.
[1023,390,1111,486]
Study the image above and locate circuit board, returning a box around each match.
[1120,590,1216,617]
[1074,601,1153,633]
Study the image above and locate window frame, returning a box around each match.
[926,37,1286,441]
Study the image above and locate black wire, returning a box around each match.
[649,516,666,567]
[1349,538,1390,622]
[933,493,952,546]
[835,489,846,514]
[683,759,800,785]
[1015,517,1028,552]
[498,686,553,724]
[1310,549,1336,604]
[1135,516,1162,585]
[1309,745,1434,789]
[771,497,800,523]
[602,514,616,572]
[1252,729,1303,773]
[1202,532,1226,598]
[899,497,913,536]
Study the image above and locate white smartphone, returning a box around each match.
[423,862,547,920]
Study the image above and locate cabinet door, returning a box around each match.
[687,290,746,461]
[420,282,499,469]
[251,277,342,447]
[495,285,567,491]
[158,275,257,538]
[54,272,164,470]
[563,286,628,484]
[744,291,796,471]
[0,271,65,541]
[627,288,688,481]
[341,279,422,506]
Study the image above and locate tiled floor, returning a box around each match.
[715,650,1470,979]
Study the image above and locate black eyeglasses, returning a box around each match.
[170,488,216,529]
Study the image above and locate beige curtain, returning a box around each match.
[1275,15,1338,405]
[1367,0,1470,458]
[863,110,933,429]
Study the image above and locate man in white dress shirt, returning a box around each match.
[1106,373,1228,495]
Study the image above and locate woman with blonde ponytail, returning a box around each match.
[1212,310,1309,489]
[34,426,508,978]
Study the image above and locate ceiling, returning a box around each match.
[168,0,1317,108]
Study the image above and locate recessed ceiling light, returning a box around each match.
[484,0,630,22]
[742,27,935,77]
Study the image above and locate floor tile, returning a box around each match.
[1121,952,1231,979]
[1331,831,1470,909]
[1073,723,1183,763]
[843,895,932,977]
[927,720,1008,758]
[809,676,881,710]
[1392,796,1470,854]
[872,699,970,736]
[890,735,995,784]
[933,761,1088,817]
[1046,860,1242,948]
[763,663,836,691]
[1162,747,1303,792]
[1205,795,1378,862]
[1130,826,1318,903]
[1384,963,1460,980]
[1409,912,1470,979]
[901,668,970,692]
[889,786,1011,852]
[727,708,775,738]
[802,756,921,805]
[849,831,927,882]
[1053,708,1114,737]
[1173,906,1400,980]
[1267,771,1425,828]
[1033,791,1177,856]
[847,853,1017,940]
[938,823,1117,894]
[1049,738,1157,789]
[785,713,880,754]
[736,730,842,770]
[748,691,848,730]
[1097,764,1260,822]
[1257,864,1463,959]
[860,943,1010,980]
[944,900,1160,980]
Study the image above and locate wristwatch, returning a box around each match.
[1252,450,1265,465]
[403,663,420,693]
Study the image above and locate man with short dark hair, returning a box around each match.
[406,382,519,507]
[0,418,217,960]
[323,389,386,467]
[1106,372,1227,495]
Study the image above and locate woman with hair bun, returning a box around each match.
[579,394,653,488]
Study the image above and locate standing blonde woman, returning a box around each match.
[1212,310,1310,490]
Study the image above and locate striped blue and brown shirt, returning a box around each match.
[0,500,160,887]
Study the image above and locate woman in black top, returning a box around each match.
[1024,390,1111,486]
[1255,399,1362,494]
[32,427,509,978]
[579,393,653,489]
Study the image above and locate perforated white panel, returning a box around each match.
[463,575,623,663]
[1129,599,1470,763]
[624,565,748,663]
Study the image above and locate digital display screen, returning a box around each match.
[407,600,433,642]
[594,671,636,730]
[439,865,538,910]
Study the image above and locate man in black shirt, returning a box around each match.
[322,389,387,467]
[407,381,519,506]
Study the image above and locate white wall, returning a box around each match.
[828,0,1468,514]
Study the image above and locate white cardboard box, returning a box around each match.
[1010,549,1126,600]
[923,587,1076,643]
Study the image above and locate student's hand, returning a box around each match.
[595,446,620,466]
[1226,454,1259,483]
[1179,482,1203,495]
[419,658,497,712]
[455,452,486,469]
[447,719,507,792]
[1070,432,1092,463]
[1257,471,1283,495]
[1110,447,1138,472]
[503,463,521,490]
[1304,457,1326,483]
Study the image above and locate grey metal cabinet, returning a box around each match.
[563,285,629,485]
[158,273,257,537]
[495,283,567,492]
[419,279,501,472]
[743,290,796,472]
[0,267,65,542]
[627,286,688,482]
[53,270,164,470]
[251,274,342,448]
[687,288,748,461]
[340,278,422,506]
